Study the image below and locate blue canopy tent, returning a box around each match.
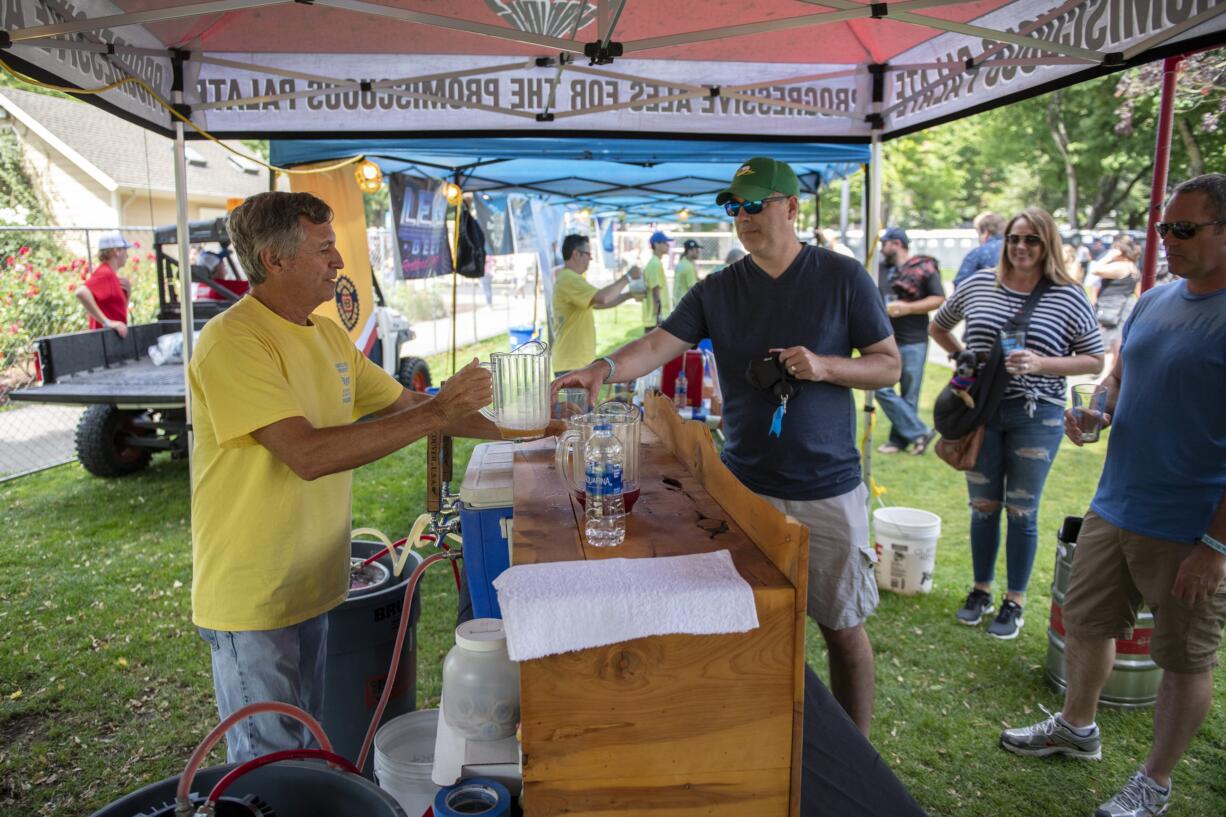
[269,136,871,221]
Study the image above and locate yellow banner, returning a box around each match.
[289,164,376,354]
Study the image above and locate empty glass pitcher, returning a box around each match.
[554,401,642,512]
[480,340,551,441]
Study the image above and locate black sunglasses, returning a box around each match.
[1006,233,1043,247]
[724,196,788,217]
[1155,220,1226,240]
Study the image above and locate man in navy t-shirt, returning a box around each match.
[552,157,900,736]
[1000,174,1226,817]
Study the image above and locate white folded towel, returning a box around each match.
[492,549,759,662]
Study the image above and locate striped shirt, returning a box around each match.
[933,270,1103,403]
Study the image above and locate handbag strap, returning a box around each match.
[1003,276,1052,332]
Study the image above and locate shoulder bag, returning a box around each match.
[933,277,1052,470]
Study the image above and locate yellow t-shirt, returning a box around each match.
[189,296,404,631]
[641,256,671,327]
[673,257,698,310]
[551,267,599,372]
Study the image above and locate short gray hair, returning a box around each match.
[1172,173,1226,222]
[227,192,333,284]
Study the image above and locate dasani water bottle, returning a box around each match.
[584,423,626,547]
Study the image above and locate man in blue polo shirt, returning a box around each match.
[551,157,900,736]
[999,174,1226,817]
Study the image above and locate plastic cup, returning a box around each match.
[1000,329,1026,356]
[554,388,590,419]
[1071,383,1108,443]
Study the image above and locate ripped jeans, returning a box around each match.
[965,398,1065,595]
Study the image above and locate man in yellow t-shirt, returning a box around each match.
[641,230,672,332]
[551,234,641,376]
[672,238,701,310]
[191,192,495,763]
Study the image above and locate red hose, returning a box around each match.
[176,701,332,809]
[356,551,451,772]
[359,534,438,568]
[205,749,360,806]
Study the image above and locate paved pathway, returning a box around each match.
[0,403,83,480]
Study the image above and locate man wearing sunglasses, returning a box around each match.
[1001,174,1226,817]
[552,157,901,736]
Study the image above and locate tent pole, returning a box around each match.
[450,173,461,376]
[862,135,883,512]
[1141,55,1181,294]
[172,62,195,472]
[839,176,851,246]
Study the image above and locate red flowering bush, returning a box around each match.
[0,241,159,400]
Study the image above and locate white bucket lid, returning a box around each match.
[459,443,514,509]
[456,618,507,652]
[873,506,942,534]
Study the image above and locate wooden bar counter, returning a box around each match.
[512,393,809,816]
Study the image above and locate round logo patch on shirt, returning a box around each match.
[334,274,360,331]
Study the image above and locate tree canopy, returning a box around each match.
[821,49,1226,232]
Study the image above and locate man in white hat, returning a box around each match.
[77,232,132,337]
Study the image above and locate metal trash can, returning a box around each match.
[1045,516,1161,708]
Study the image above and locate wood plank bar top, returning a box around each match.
[513,393,808,817]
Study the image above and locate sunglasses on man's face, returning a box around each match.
[1006,233,1043,247]
[724,196,788,217]
[1155,220,1226,240]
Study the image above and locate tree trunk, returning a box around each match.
[1086,164,1152,229]
[1176,115,1204,178]
[1046,93,1079,229]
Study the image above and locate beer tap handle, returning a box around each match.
[426,432,453,513]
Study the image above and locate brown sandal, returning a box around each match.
[911,430,937,455]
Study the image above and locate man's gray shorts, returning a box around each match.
[760,483,878,631]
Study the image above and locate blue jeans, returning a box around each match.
[197,613,329,763]
[875,341,931,446]
[966,399,1065,595]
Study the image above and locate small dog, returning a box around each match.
[949,350,979,409]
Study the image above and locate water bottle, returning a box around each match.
[674,369,688,410]
[584,423,626,547]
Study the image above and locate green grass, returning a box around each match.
[2,299,1224,815]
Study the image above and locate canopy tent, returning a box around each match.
[2,0,1224,143]
[270,137,872,221]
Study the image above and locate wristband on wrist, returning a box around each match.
[599,355,617,384]
[1200,533,1226,557]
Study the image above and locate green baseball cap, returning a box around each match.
[715,157,800,205]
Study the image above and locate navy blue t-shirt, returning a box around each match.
[660,245,893,501]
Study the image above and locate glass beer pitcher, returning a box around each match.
[480,340,551,441]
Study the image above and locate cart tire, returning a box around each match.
[75,405,152,478]
[396,357,432,392]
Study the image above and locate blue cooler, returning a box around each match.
[458,442,515,619]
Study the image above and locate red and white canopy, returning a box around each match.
[3,0,1224,141]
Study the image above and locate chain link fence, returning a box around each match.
[0,225,156,482]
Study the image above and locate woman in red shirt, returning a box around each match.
[77,232,131,337]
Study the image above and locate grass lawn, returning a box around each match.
[3,299,1224,816]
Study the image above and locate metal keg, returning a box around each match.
[1045,516,1161,708]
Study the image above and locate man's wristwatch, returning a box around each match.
[598,356,616,384]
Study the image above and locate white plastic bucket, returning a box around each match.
[374,709,441,817]
[873,507,942,595]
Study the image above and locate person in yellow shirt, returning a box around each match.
[190,192,496,763]
[672,238,701,309]
[552,234,641,376]
[641,230,672,332]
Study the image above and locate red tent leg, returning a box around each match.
[1141,56,1182,293]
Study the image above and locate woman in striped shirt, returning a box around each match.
[930,207,1104,640]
